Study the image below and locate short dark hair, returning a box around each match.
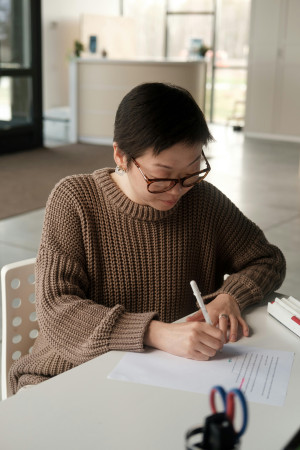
[113,82,213,166]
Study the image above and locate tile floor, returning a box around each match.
[0,125,299,397]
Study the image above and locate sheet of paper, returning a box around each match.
[108,345,294,406]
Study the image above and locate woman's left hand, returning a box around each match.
[186,294,249,343]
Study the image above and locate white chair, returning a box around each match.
[1,258,38,399]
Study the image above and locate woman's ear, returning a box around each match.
[113,142,127,170]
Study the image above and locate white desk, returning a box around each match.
[0,297,299,450]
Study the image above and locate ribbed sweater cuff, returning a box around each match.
[108,311,158,352]
[203,275,262,311]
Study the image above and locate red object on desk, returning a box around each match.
[291,316,300,325]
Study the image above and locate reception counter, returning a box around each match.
[69,57,207,145]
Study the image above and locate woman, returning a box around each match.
[10,83,285,393]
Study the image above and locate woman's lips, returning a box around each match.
[161,198,179,206]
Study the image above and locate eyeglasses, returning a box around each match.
[131,151,211,193]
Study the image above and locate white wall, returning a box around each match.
[42,0,120,111]
[245,0,300,142]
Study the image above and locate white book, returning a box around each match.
[267,296,300,337]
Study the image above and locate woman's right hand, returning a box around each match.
[144,320,224,361]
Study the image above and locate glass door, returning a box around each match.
[163,0,251,125]
[0,0,42,153]
[211,0,251,127]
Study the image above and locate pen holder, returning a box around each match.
[185,413,241,450]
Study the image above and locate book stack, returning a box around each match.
[267,296,300,337]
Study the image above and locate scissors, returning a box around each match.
[209,385,248,439]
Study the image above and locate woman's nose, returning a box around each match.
[170,182,183,195]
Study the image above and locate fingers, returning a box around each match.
[225,315,250,342]
[186,310,204,322]
[178,322,224,360]
[191,323,225,358]
[169,304,249,362]
[218,314,229,342]
[217,313,249,342]
[187,309,244,344]
[228,316,238,342]
[189,344,216,361]
[238,316,250,337]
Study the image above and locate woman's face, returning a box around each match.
[113,142,205,211]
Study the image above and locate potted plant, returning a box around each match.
[74,40,84,57]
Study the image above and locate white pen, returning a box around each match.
[190,280,213,325]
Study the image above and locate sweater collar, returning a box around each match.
[92,168,180,221]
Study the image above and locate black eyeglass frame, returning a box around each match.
[131,150,211,193]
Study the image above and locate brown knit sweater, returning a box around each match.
[9,168,285,393]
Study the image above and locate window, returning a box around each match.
[0,0,43,153]
[121,0,251,125]
[213,0,251,125]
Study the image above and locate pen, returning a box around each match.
[190,280,213,325]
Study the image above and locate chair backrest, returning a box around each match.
[1,258,38,399]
